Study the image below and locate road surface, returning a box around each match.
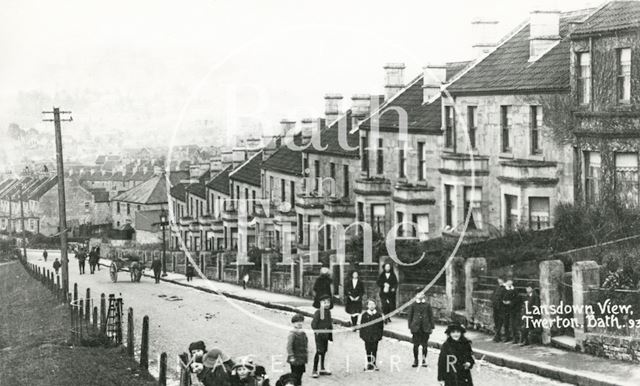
[28,249,566,386]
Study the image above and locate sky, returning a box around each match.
[0,0,604,148]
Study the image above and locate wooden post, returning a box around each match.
[100,293,107,334]
[85,288,91,322]
[93,306,98,330]
[127,307,134,357]
[79,299,84,323]
[159,352,167,386]
[140,316,149,371]
[73,283,78,303]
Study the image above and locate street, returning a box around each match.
[28,250,565,386]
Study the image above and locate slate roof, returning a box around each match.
[229,151,263,187]
[186,181,207,199]
[112,175,169,204]
[572,1,640,36]
[206,166,232,195]
[262,134,304,176]
[27,176,58,200]
[303,110,359,158]
[168,170,189,186]
[446,9,593,95]
[359,62,470,133]
[170,183,187,201]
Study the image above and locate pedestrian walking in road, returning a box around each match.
[88,248,98,274]
[377,262,398,323]
[491,277,506,342]
[359,299,384,371]
[186,259,195,282]
[42,249,48,262]
[502,279,520,343]
[76,249,86,274]
[199,348,235,386]
[312,266,334,309]
[407,291,434,367]
[345,270,364,326]
[520,286,540,346]
[53,258,61,275]
[437,324,475,386]
[151,257,162,284]
[95,246,101,271]
[287,313,308,385]
[242,270,250,290]
[311,295,333,378]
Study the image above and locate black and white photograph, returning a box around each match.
[1,0,640,385]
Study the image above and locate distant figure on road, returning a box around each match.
[312,266,334,310]
[345,270,364,326]
[377,262,398,323]
[151,257,162,284]
[53,258,61,275]
[186,259,195,282]
[42,249,48,262]
[76,249,86,274]
[88,248,98,274]
[95,246,101,271]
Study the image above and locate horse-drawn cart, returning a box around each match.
[109,255,144,282]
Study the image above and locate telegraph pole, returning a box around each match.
[19,183,26,262]
[43,107,72,294]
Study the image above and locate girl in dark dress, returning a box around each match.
[437,324,475,386]
[376,263,398,323]
[312,267,334,309]
[345,270,364,326]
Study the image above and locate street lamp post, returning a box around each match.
[159,210,169,277]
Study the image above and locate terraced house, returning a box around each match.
[356,61,469,240]
[442,7,594,235]
[570,1,640,208]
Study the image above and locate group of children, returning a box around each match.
[492,278,541,345]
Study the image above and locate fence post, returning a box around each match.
[79,299,84,330]
[100,293,107,334]
[127,307,134,357]
[572,260,600,350]
[464,257,487,320]
[159,352,167,386]
[539,260,564,345]
[85,289,91,322]
[73,283,78,303]
[140,316,149,371]
[93,306,98,330]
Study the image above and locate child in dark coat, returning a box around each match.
[377,263,398,323]
[407,292,434,367]
[310,295,333,378]
[359,299,384,371]
[287,313,308,385]
[437,324,475,386]
[345,270,364,326]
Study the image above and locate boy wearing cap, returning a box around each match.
[310,295,333,378]
[287,314,308,385]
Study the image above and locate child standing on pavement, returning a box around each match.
[359,299,384,371]
[310,295,333,378]
[287,313,308,385]
[407,292,434,367]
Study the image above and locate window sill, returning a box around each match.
[499,152,514,159]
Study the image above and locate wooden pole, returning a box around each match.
[100,293,106,334]
[92,306,98,330]
[127,307,134,357]
[159,352,167,386]
[140,316,149,371]
[85,288,91,322]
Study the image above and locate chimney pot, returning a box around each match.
[279,119,296,137]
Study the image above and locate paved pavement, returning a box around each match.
[26,249,640,386]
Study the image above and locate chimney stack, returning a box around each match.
[221,150,233,169]
[351,94,372,127]
[280,119,296,137]
[471,19,499,57]
[324,94,343,125]
[301,118,324,145]
[423,64,447,103]
[383,63,405,100]
[529,10,560,61]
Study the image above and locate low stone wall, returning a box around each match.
[396,284,448,319]
[271,270,294,295]
[175,264,186,275]
[584,333,640,363]
[224,268,237,283]
[470,294,494,331]
[302,274,316,299]
[247,270,262,289]
[205,266,218,280]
